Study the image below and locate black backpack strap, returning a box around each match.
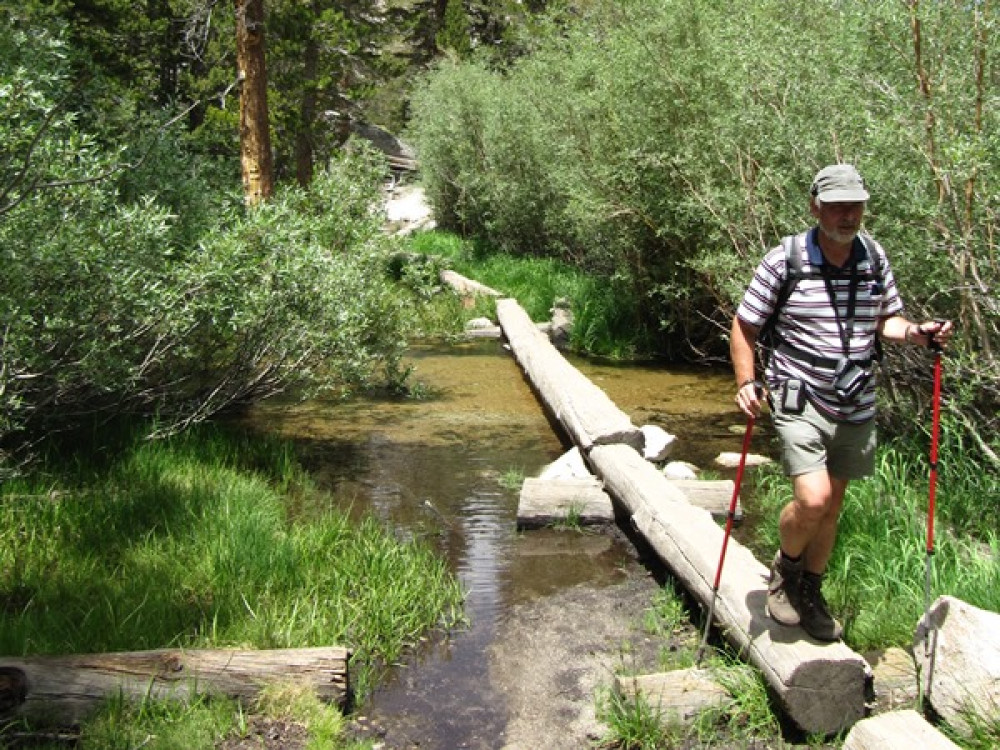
[758,233,804,349]
[857,233,883,282]
[759,231,886,365]
[857,233,885,362]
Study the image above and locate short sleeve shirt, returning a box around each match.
[736,229,904,423]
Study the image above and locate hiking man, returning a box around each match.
[730,163,953,641]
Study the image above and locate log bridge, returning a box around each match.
[496,297,871,736]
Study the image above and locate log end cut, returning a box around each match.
[780,654,871,735]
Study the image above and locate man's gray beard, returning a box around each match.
[821,226,858,245]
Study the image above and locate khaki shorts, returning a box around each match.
[771,395,876,479]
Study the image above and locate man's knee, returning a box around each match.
[789,494,833,526]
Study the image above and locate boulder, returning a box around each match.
[663,461,699,480]
[914,595,1000,737]
[640,425,677,462]
[549,297,573,349]
[539,447,591,480]
[714,452,772,469]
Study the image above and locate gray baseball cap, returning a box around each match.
[810,164,870,203]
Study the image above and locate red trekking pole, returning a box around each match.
[923,335,944,656]
[696,409,756,664]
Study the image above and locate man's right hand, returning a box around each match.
[736,379,765,418]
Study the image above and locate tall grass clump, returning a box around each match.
[751,440,1000,650]
[0,424,464,701]
[598,689,678,750]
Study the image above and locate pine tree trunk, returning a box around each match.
[235,0,274,205]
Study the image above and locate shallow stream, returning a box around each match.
[244,340,767,747]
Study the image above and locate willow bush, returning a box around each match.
[1,14,408,469]
[407,0,999,466]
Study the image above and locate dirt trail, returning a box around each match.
[489,567,665,749]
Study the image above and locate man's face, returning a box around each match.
[811,200,866,245]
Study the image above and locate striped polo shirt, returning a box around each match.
[736,228,903,423]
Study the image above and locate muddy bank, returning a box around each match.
[347,524,667,749]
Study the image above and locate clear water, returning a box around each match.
[244,340,754,746]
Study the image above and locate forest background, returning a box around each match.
[3,0,998,476]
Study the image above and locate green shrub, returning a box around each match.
[0,14,409,465]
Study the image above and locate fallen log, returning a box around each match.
[587,443,870,735]
[496,298,643,453]
[440,269,503,298]
[665,479,742,521]
[0,646,350,727]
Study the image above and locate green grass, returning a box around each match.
[0,423,464,745]
[600,588,788,749]
[16,683,363,750]
[750,440,1000,651]
[405,230,651,358]
[598,686,680,749]
[497,466,525,492]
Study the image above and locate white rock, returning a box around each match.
[538,447,592,480]
[465,317,496,330]
[640,425,677,462]
[662,461,698,480]
[914,596,1000,737]
[842,710,961,750]
[714,452,772,469]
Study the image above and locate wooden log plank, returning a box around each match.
[440,269,503,298]
[587,443,870,735]
[0,646,349,727]
[516,477,614,529]
[465,325,503,339]
[665,479,742,521]
[496,298,643,452]
[842,710,962,750]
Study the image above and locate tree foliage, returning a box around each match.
[1,12,407,469]
[437,0,472,58]
[407,0,1000,464]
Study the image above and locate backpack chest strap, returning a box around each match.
[776,341,874,370]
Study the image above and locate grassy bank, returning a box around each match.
[752,438,1000,652]
[0,423,464,747]
[406,230,655,359]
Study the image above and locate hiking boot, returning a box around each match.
[799,572,843,642]
[766,551,802,627]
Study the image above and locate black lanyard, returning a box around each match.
[821,251,859,358]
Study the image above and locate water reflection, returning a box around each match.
[244,340,754,746]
